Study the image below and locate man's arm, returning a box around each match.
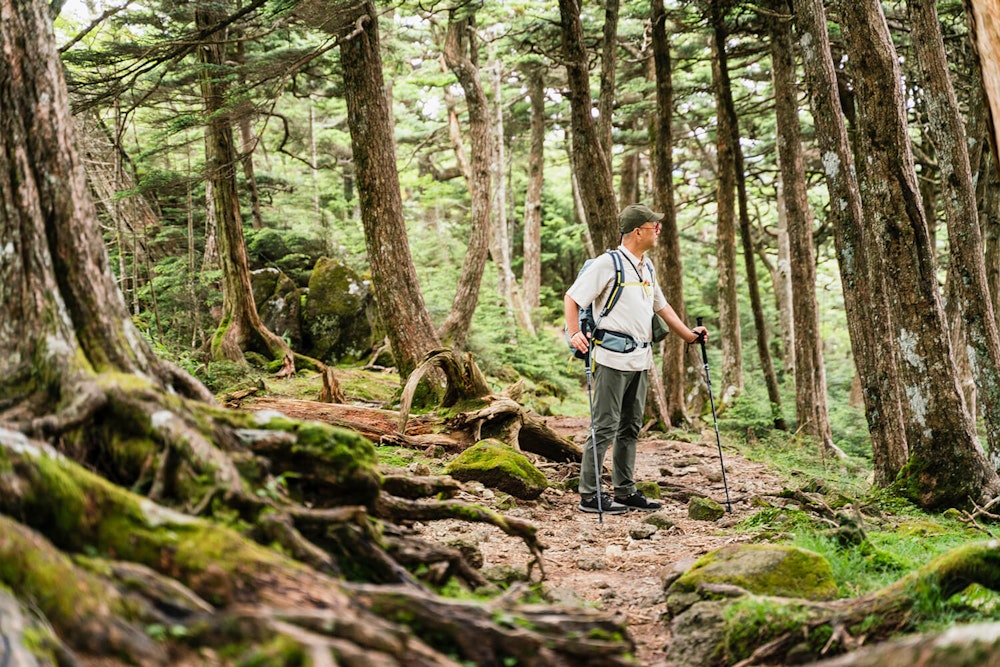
[565,294,590,354]
[656,303,709,344]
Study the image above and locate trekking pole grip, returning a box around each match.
[695,316,709,364]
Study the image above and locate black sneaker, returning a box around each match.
[579,493,628,514]
[615,490,662,511]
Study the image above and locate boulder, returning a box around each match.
[251,268,303,348]
[664,545,838,667]
[303,258,375,363]
[445,439,548,500]
[689,496,726,521]
[666,544,838,614]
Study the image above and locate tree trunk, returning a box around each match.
[196,7,294,376]
[522,64,545,311]
[911,0,1000,464]
[710,3,744,408]
[235,35,264,230]
[598,0,619,160]
[771,2,832,444]
[838,0,999,508]
[967,0,1000,165]
[620,119,641,206]
[339,2,441,379]
[773,178,796,378]
[488,50,534,337]
[981,150,1000,336]
[559,0,619,253]
[713,10,786,430]
[437,9,494,352]
[793,0,909,484]
[650,0,691,426]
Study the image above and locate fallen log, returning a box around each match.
[244,395,582,463]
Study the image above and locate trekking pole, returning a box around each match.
[584,347,604,524]
[696,316,732,513]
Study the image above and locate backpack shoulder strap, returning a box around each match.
[598,250,626,318]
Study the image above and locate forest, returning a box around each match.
[5,0,1000,664]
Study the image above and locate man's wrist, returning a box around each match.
[569,330,581,337]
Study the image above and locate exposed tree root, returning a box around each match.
[346,583,635,667]
[381,474,462,498]
[375,493,546,580]
[0,414,630,665]
[717,540,1000,665]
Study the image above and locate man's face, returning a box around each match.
[635,221,661,252]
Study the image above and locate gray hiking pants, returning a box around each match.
[578,363,649,498]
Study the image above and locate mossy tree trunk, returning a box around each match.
[196,5,294,377]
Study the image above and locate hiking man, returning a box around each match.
[565,203,709,513]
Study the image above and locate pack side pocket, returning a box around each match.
[594,329,637,353]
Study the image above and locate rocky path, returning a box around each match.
[413,419,786,665]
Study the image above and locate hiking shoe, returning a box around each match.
[579,493,628,514]
[615,490,662,511]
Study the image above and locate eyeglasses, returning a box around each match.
[638,222,661,233]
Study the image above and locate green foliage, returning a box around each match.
[194,361,256,395]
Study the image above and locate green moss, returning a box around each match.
[1,447,294,607]
[0,515,135,634]
[636,480,660,499]
[237,635,306,667]
[210,313,233,357]
[671,545,838,601]
[446,439,547,499]
[722,597,816,663]
[21,625,61,663]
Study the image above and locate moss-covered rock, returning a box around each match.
[637,480,661,499]
[246,228,326,287]
[689,496,726,521]
[666,545,838,615]
[252,268,304,349]
[445,439,547,500]
[303,258,374,364]
[666,600,729,667]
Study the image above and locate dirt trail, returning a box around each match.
[413,417,786,665]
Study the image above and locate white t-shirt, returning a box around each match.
[566,246,667,372]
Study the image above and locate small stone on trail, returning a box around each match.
[576,558,607,571]
[644,512,675,529]
[629,523,657,540]
[698,464,723,482]
[408,462,430,475]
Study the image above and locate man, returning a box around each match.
[565,203,709,513]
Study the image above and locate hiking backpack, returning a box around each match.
[567,250,661,359]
